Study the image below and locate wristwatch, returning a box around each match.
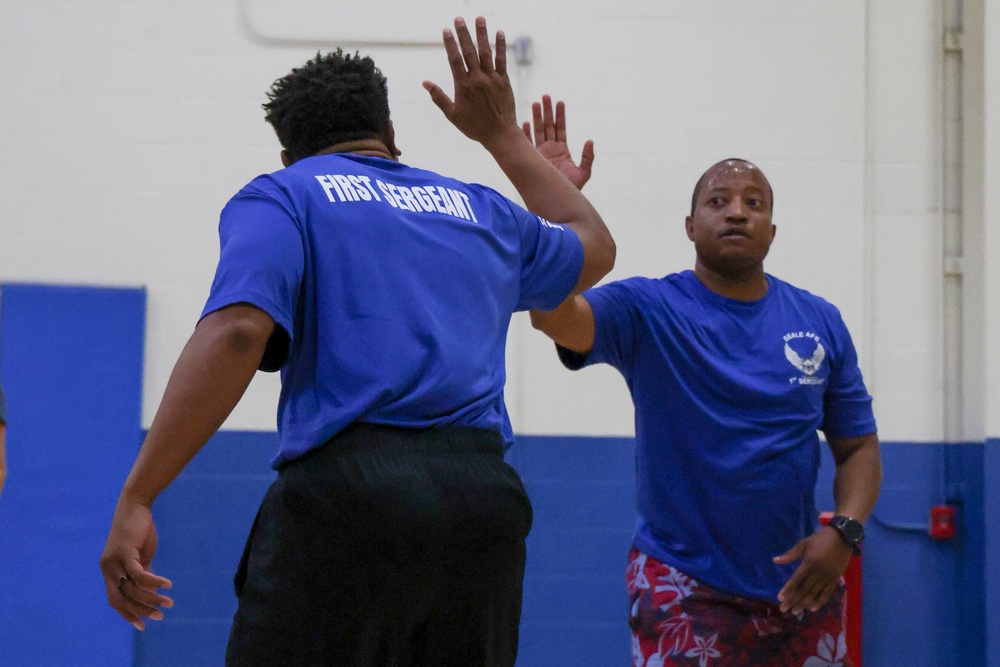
[828,515,864,555]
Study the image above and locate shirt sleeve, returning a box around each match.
[557,280,639,374]
[821,310,877,438]
[508,201,585,312]
[201,180,304,370]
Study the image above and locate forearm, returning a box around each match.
[529,295,595,353]
[120,306,273,507]
[483,127,592,221]
[483,127,615,292]
[830,433,882,521]
[529,305,564,337]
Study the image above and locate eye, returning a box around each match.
[708,196,725,207]
[747,197,762,208]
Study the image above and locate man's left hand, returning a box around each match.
[773,525,853,614]
[522,95,594,190]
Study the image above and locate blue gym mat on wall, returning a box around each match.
[0,283,146,666]
[0,282,984,666]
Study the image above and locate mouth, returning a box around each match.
[719,228,749,238]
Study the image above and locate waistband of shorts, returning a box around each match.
[277,422,504,471]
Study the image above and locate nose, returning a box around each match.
[725,198,748,222]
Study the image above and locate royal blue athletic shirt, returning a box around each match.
[202,153,584,468]
[560,271,876,601]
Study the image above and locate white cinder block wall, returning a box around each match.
[0,0,994,447]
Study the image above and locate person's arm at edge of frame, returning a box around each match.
[773,432,882,614]
[422,16,615,298]
[99,303,276,630]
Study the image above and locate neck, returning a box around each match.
[692,261,769,301]
[315,139,394,160]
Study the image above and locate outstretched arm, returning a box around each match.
[423,16,614,294]
[773,432,881,614]
[99,304,275,629]
[522,94,600,351]
[529,295,596,354]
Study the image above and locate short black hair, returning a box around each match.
[263,49,390,163]
[690,158,773,215]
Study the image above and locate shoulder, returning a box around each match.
[767,276,856,347]
[769,275,843,316]
[460,181,533,222]
[606,271,695,299]
[227,170,293,206]
[586,273,686,310]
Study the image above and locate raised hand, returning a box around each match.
[522,95,594,191]
[423,17,520,149]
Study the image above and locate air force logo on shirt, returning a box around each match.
[783,331,827,385]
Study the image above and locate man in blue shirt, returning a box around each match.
[529,105,880,667]
[99,17,614,666]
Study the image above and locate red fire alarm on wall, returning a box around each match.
[929,505,957,539]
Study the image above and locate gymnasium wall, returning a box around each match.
[1,1,998,665]
[982,1,1000,664]
[0,0,879,435]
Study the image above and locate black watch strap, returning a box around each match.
[829,515,864,555]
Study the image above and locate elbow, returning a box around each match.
[577,233,616,293]
[222,317,273,357]
[201,305,276,358]
[529,308,548,333]
[589,221,616,282]
[601,233,617,277]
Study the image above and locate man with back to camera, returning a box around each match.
[99,16,614,666]
[527,100,881,666]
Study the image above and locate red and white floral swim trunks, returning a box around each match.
[627,547,851,667]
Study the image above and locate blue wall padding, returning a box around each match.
[951,443,985,667]
[0,283,146,667]
[508,435,636,666]
[985,438,1000,667]
[815,441,985,667]
[133,431,277,667]
[0,283,988,666]
[135,429,986,667]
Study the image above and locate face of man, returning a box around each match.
[685,160,776,279]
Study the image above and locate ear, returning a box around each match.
[280,150,292,168]
[685,215,695,241]
[384,120,401,159]
[769,223,777,243]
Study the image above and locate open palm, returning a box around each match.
[522,95,594,190]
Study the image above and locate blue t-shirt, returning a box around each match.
[561,271,876,601]
[202,153,584,468]
[0,385,5,424]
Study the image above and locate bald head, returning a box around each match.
[690,159,773,216]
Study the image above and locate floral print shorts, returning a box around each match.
[627,547,851,667]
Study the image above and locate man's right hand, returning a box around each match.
[99,497,174,630]
[522,95,594,191]
[425,16,615,295]
[423,17,521,150]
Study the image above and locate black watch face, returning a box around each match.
[835,517,864,544]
